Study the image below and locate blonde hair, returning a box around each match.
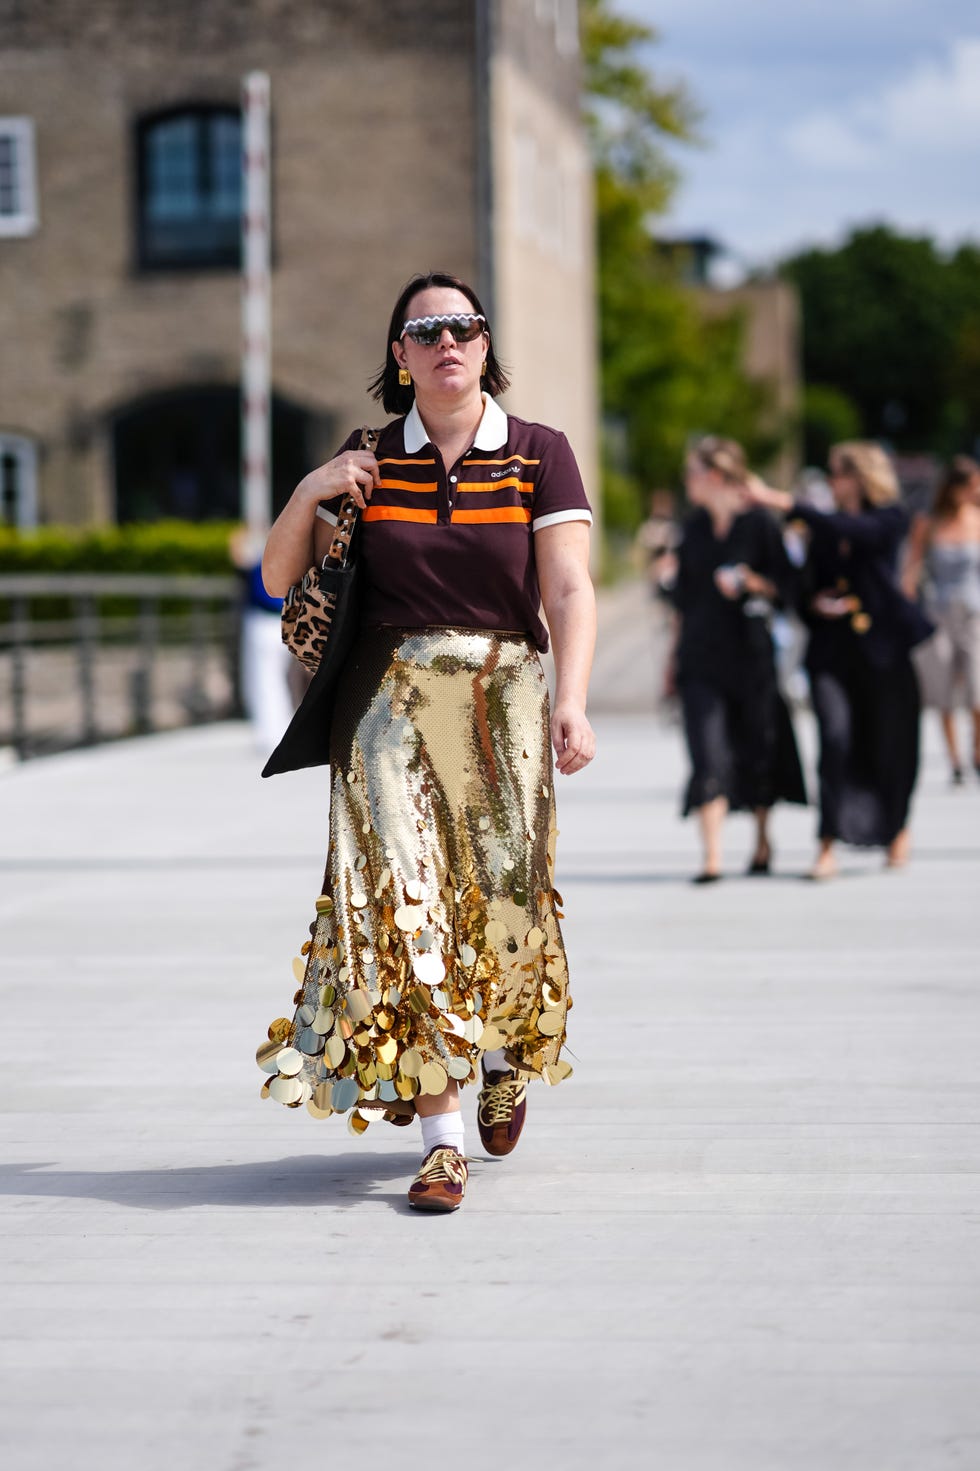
[691,435,748,486]
[829,441,899,507]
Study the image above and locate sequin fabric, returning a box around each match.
[258,627,573,1130]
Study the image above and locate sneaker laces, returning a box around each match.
[414,1146,468,1187]
[479,1073,526,1127]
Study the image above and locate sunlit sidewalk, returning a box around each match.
[1,711,978,1470]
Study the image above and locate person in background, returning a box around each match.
[748,442,930,879]
[229,526,295,753]
[659,436,806,883]
[635,488,680,592]
[902,456,980,784]
[635,489,681,713]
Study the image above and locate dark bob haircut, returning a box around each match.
[368,271,511,416]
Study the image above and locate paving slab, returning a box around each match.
[1,703,979,1471]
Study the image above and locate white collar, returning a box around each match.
[403,394,508,454]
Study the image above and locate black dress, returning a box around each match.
[793,501,928,847]
[672,506,807,815]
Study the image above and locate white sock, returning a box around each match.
[419,1111,465,1157]
[482,1047,511,1077]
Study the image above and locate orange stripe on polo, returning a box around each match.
[363,506,439,524]
[342,412,591,655]
[451,507,532,524]
[456,479,534,495]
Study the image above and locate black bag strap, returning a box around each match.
[325,426,380,569]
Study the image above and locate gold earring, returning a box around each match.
[398,367,412,387]
[480,361,487,377]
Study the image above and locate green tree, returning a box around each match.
[781,225,980,458]
[945,242,980,451]
[800,384,862,468]
[582,0,783,534]
[582,0,695,217]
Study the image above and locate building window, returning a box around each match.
[0,118,39,238]
[0,435,39,527]
[137,106,242,269]
[112,387,320,523]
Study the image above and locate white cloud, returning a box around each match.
[880,36,980,147]
[786,36,980,168]
[659,29,980,262]
[785,115,879,171]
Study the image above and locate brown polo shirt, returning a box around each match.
[317,395,592,651]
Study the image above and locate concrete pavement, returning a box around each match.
[2,692,979,1469]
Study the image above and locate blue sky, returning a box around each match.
[625,0,980,267]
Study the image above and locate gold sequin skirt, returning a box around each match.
[257,626,572,1130]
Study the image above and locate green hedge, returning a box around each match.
[0,521,238,575]
[0,523,245,631]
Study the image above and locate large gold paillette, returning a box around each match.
[258,626,573,1127]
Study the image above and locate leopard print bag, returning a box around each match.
[281,427,379,672]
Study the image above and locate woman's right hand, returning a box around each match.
[300,449,381,511]
[262,447,382,597]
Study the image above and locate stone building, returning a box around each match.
[0,0,598,531]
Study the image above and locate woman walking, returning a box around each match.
[663,436,806,882]
[258,272,596,1211]
[903,456,980,783]
[749,442,930,879]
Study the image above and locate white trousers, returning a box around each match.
[240,608,295,753]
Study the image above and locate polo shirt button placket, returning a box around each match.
[448,473,458,511]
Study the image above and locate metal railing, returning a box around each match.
[0,574,243,760]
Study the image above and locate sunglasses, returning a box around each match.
[400,312,487,347]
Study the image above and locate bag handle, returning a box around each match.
[325,426,380,569]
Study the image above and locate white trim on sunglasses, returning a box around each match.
[400,313,487,344]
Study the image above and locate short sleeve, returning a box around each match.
[530,431,593,533]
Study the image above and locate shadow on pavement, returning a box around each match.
[0,1152,417,1214]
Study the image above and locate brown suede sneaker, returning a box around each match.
[407,1146,469,1212]
[477,1069,527,1156]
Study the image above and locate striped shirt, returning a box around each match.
[318,395,592,651]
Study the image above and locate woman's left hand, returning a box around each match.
[714,563,747,599]
[551,703,596,776]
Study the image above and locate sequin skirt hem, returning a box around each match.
[257,626,573,1130]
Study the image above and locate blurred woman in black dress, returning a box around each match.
[748,442,931,879]
[662,437,806,882]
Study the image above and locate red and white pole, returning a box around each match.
[241,71,271,533]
